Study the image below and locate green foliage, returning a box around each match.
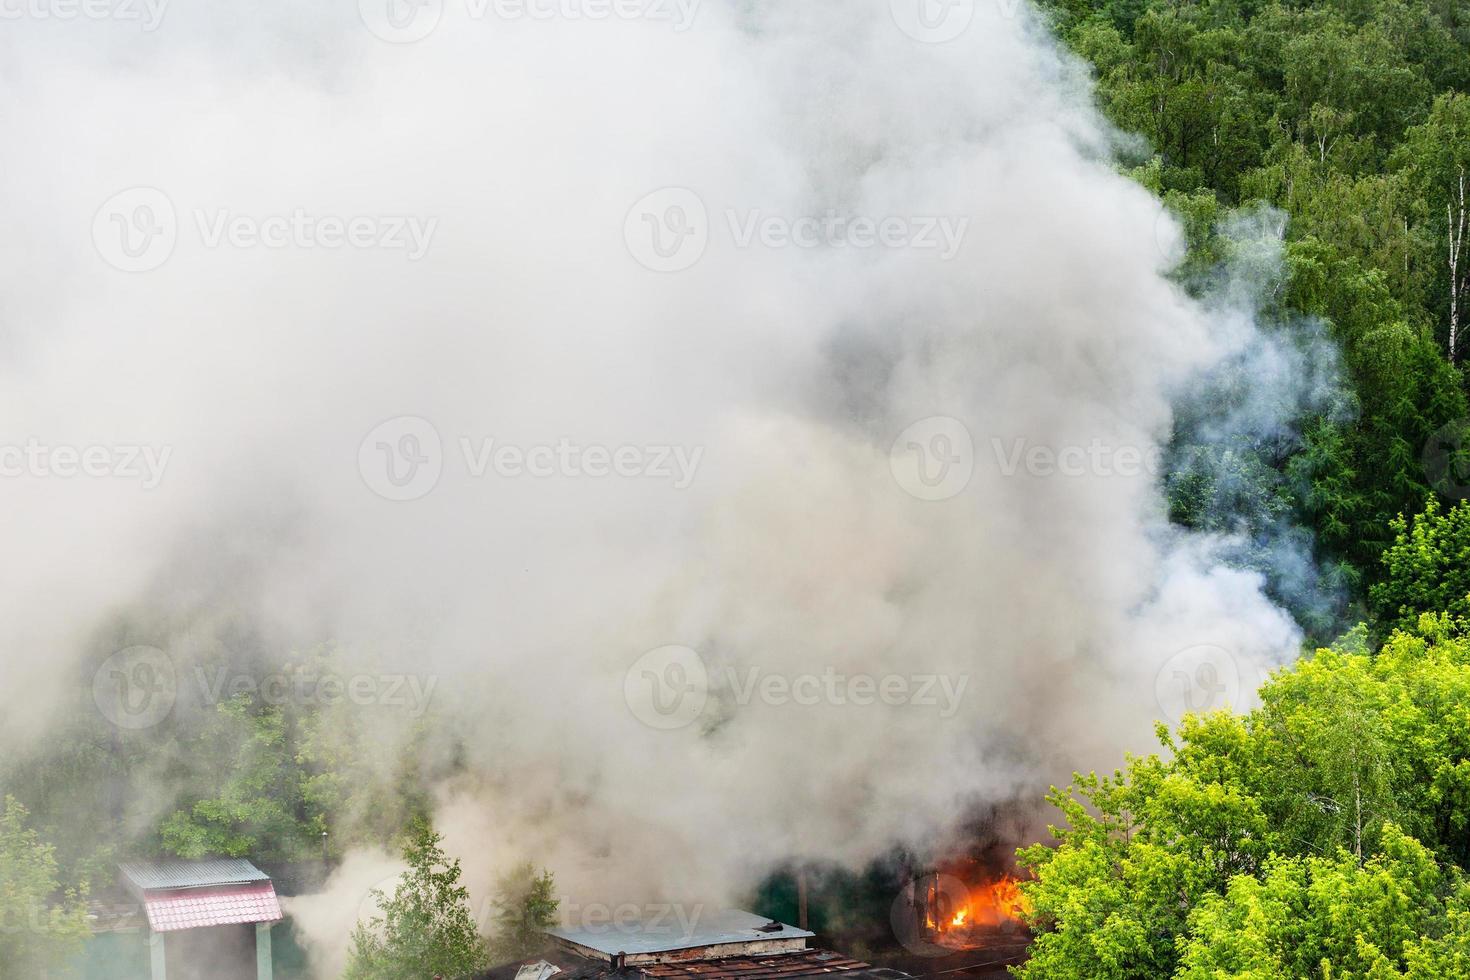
[344,819,489,980]
[1017,620,1470,979]
[488,862,560,964]
[160,695,314,861]
[150,646,435,864]
[1371,497,1470,633]
[1045,0,1470,612]
[0,796,90,976]
[1176,826,1455,979]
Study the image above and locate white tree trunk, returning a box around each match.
[1448,168,1467,363]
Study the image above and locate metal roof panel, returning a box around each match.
[140,881,283,932]
[118,859,271,891]
[547,909,815,956]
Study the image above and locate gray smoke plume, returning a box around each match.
[0,0,1314,974]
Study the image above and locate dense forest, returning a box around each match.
[1017,0,1470,975]
[10,0,1470,976]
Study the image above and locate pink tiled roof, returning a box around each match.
[142,881,283,933]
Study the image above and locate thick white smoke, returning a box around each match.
[0,0,1307,974]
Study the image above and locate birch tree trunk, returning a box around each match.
[1448,167,1467,363]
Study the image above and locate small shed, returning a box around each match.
[118,858,283,980]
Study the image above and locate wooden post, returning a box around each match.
[256,922,274,980]
[797,869,809,930]
[149,930,167,980]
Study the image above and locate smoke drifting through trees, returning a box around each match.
[0,1,1327,974]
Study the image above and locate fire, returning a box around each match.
[938,876,1031,933]
[986,876,1030,923]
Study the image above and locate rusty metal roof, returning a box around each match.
[479,948,905,980]
[641,949,880,980]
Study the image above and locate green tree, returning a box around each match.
[0,796,91,976]
[1017,617,1470,978]
[1397,92,1470,361]
[488,862,560,963]
[1370,497,1470,633]
[345,819,489,980]
[159,695,314,862]
[1177,825,1454,979]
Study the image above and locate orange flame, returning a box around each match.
[940,876,1030,932]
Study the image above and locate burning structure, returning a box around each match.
[905,871,1030,950]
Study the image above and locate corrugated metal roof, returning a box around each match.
[118,858,271,892]
[141,880,282,932]
[547,909,815,957]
